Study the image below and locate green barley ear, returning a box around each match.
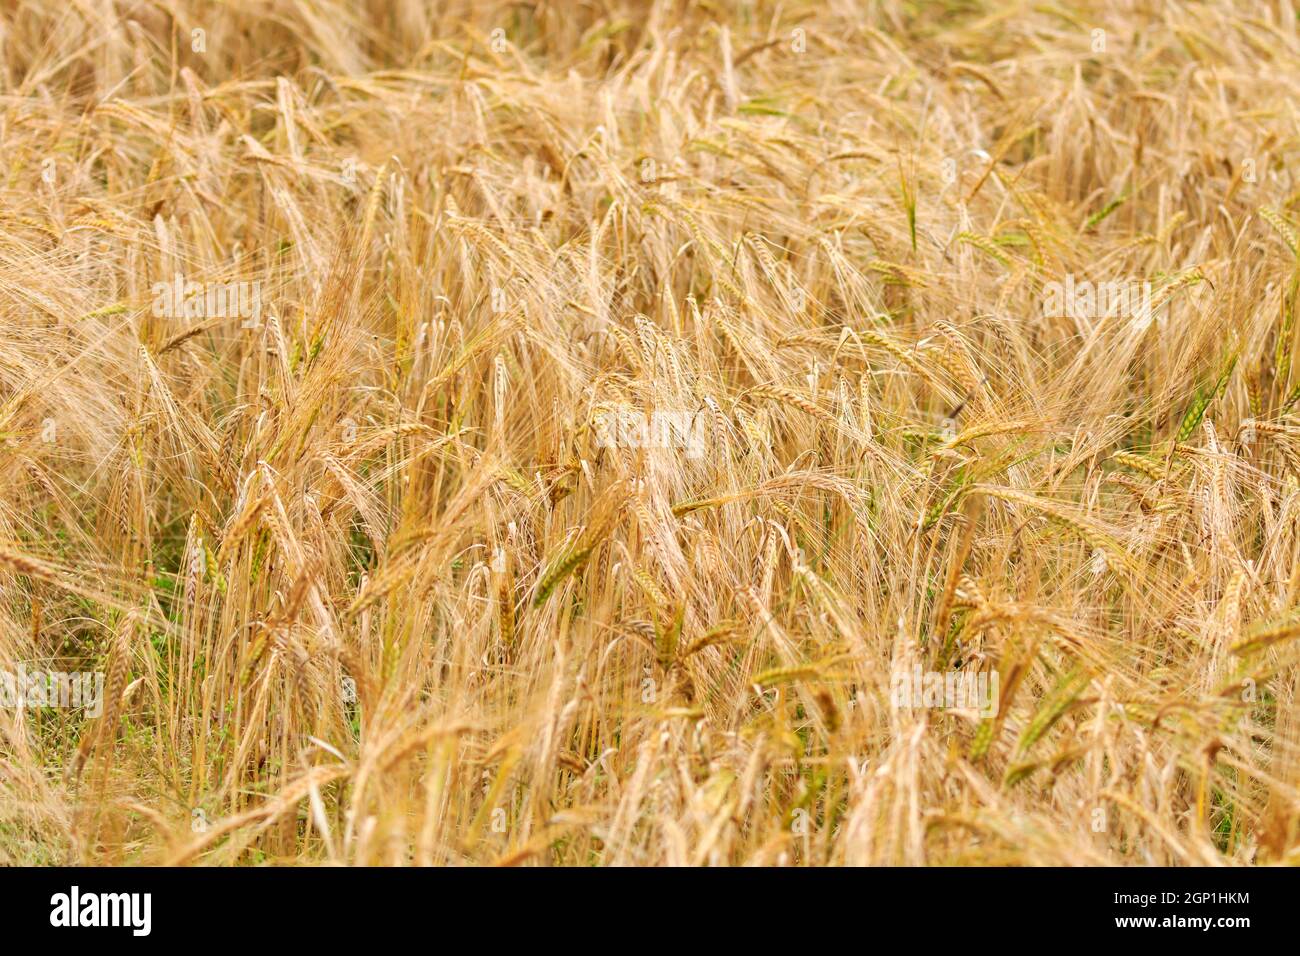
[1214,348,1239,400]
[1232,612,1300,656]
[1176,349,1238,443]
[1004,760,1044,787]
[898,156,917,251]
[969,716,996,761]
[1177,388,1214,443]
[1276,268,1298,405]
[656,602,683,668]
[1015,669,1090,757]
[532,486,628,608]
[956,231,1009,266]
[752,663,823,687]
[1082,193,1127,231]
[1260,206,1299,257]
[532,543,594,608]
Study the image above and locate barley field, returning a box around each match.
[1,0,1298,866]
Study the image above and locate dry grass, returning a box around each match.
[1,0,1299,866]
